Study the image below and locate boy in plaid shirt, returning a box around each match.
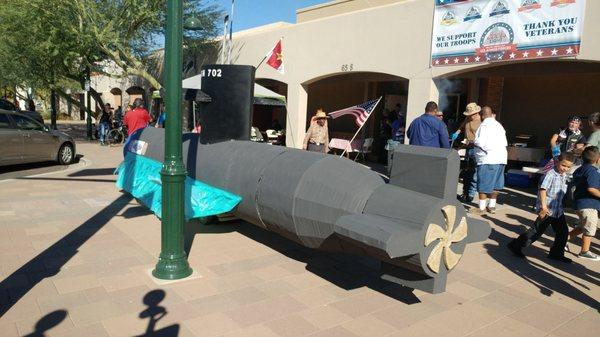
[508,152,574,262]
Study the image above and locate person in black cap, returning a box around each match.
[550,115,586,157]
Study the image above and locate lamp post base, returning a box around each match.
[152,253,192,280]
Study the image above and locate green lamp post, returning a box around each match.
[152,1,201,280]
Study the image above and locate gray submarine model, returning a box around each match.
[129,127,491,294]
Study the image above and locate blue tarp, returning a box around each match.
[116,152,242,220]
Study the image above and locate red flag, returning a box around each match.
[265,40,284,74]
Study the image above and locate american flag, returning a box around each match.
[328,98,381,127]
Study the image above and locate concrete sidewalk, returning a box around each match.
[0,143,598,337]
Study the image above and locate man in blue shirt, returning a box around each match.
[406,102,450,149]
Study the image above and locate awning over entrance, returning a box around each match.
[182,74,286,106]
[184,89,212,103]
[437,60,600,153]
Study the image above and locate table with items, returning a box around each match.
[329,138,364,153]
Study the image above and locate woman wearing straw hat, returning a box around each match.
[303,109,330,153]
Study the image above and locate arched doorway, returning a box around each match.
[304,72,409,162]
[110,88,122,109]
[436,60,600,149]
[126,86,145,106]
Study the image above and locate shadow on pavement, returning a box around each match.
[483,214,600,311]
[17,176,117,183]
[497,188,537,214]
[0,155,83,174]
[68,167,116,177]
[0,194,132,317]
[0,155,84,182]
[137,289,180,337]
[504,213,594,253]
[0,161,58,173]
[184,219,420,304]
[121,205,154,219]
[22,290,180,337]
[22,310,67,337]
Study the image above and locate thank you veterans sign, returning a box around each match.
[431,0,586,66]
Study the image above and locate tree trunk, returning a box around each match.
[67,95,72,117]
[88,87,106,117]
[55,89,91,117]
[50,90,57,129]
[55,87,106,120]
[79,94,85,120]
[126,66,162,90]
[13,85,19,109]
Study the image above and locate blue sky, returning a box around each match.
[212,0,328,32]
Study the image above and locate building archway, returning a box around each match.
[256,78,288,97]
[435,60,600,150]
[126,86,146,106]
[110,88,122,109]
[304,72,409,162]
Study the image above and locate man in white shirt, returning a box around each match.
[471,106,508,215]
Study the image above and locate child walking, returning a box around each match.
[508,152,574,262]
[566,146,600,261]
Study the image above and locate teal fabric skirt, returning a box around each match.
[116,153,242,220]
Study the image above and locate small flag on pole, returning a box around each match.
[265,39,284,74]
[328,99,380,127]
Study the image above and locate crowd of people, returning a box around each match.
[403,100,599,263]
[505,115,600,262]
[301,99,599,263]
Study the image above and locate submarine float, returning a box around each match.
[122,127,491,294]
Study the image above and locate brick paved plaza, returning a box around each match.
[0,141,598,337]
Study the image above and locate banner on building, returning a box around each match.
[431,0,586,67]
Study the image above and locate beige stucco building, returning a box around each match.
[89,61,154,113]
[229,0,600,153]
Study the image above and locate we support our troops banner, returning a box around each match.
[431,0,586,66]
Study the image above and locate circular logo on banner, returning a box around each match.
[479,22,516,61]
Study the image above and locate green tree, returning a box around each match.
[0,0,222,103]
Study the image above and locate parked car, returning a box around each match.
[0,111,75,166]
[0,98,44,124]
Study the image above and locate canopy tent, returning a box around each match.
[182,74,286,106]
[184,89,212,102]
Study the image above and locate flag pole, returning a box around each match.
[340,97,382,158]
[220,15,229,64]
[227,0,235,64]
[256,55,268,70]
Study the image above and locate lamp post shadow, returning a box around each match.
[136,289,180,337]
